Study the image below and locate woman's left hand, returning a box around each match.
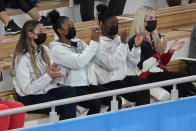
[159,39,168,54]
[169,40,185,53]
[51,63,60,72]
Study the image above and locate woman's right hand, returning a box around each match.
[121,28,130,44]
[158,39,168,54]
[91,25,101,42]
[169,40,185,54]
[46,64,64,80]
[134,32,146,47]
[51,63,60,72]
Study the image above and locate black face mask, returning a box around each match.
[65,27,76,40]
[33,33,47,45]
[108,25,118,36]
[145,20,157,32]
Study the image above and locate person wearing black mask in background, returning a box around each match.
[0,70,2,81]
[166,0,196,7]
[11,20,77,120]
[128,6,196,97]
[74,0,127,22]
[188,24,196,76]
[93,4,150,106]
[48,10,122,115]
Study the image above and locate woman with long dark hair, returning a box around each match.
[11,20,76,120]
[93,4,150,106]
[48,10,122,115]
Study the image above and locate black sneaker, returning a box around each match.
[40,16,52,29]
[4,20,21,35]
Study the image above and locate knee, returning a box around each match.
[134,76,148,85]
[175,72,188,78]
[16,0,35,13]
[62,86,77,97]
[140,78,148,84]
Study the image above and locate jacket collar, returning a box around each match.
[26,48,41,58]
[56,40,78,48]
[71,41,78,47]
[100,35,118,41]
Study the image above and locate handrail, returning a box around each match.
[69,0,74,7]
[0,75,195,117]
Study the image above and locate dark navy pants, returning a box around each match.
[18,86,76,120]
[189,62,196,75]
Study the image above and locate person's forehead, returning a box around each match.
[64,19,73,24]
[109,16,117,21]
[147,11,156,16]
[35,24,43,29]
[105,16,118,23]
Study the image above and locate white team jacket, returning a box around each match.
[50,38,99,87]
[94,35,141,84]
[13,45,58,96]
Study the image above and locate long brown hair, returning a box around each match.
[11,20,50,77]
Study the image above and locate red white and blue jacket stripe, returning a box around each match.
[128,34,173,78]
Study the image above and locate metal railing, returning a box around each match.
[0,75,196,123]
[69,0,74,8]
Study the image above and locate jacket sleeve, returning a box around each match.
[14,57,53,96]
[141,51,173,72]
[127,46,141,68]
[160,51,173,66]
[95,42,128,71]
[51,40,99,70]
[153,34,173,66]
[151,51,173,66]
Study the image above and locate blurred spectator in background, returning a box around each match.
[0,0,51,35]
[167,0,196,7]
[188,24,196,75]
[74,0,127,21]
